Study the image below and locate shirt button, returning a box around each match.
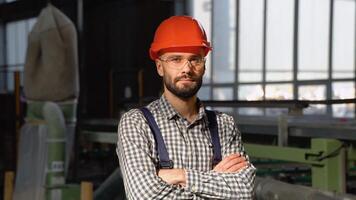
[192,185,197,192]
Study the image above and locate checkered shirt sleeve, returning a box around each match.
[116,97,255,199]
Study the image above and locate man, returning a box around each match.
[117,16,255,199]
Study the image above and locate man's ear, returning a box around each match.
[156,60,164,77]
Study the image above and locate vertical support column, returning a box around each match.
[14,71,21,163]
[311,138,346,193]
[4,171,14,200]
[277,115,288,146]
[0,20,5,91]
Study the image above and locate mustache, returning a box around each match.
[175,74,197,82]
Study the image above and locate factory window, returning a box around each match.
[266,0,294,82]
[298,0,329,80]
[211,0,236,83]
[265,84,293,100]
[238,84,264,101]
[197,86,210,100]
[332,0,355,79]
[191,0,356,118]
[238,0,264,83]
[212,87,234,113]
[298,84,327,115]
[332,82,355,118]
[213,87,233,100]
[0,18,36,93]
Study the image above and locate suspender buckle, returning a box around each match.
[159,160,174,169]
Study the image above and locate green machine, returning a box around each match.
[13,101,80,200]
[246,138,347,193]
[27,102,80,200]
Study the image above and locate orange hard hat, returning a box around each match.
[149,16,212,60]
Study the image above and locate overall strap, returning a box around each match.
[139,107,173,169]
[206,110,222,166]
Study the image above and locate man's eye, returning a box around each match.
[190,58,199,63]
[169,58,182,63]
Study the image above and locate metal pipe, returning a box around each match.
[94,168,126,200]
[255,177,356,200]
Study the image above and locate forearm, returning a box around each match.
[121,165,192,199]
[185,164,256,199]
[117,112,193,199]
[117,143,192,199]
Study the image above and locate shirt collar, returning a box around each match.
[158,95,206,121]
[158,95,179,120]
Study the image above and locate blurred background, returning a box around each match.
[0,0,356,199]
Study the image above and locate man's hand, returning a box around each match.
[158,169,186,186]
[213,153,248,173]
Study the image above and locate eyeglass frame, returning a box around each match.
[158,55,206,69]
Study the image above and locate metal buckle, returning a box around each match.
[159,160,174,169]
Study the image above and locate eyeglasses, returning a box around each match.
[159,56,206,69]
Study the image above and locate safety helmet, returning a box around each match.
[149,16,212,60]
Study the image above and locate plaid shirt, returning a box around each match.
[117,96,255,199]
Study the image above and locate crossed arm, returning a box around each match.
[158,153,248,186]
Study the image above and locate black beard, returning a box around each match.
[164,75,202,99]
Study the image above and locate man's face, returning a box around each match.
[156,52,206,99]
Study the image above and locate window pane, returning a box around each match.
[332,104,354,118]
[304,104,327,115]
[198,86,211,100]
[298,0,329,80]
[298,85,326,100]
[17,20,27,64]
[237,84,264,116]
[266,0,294,81]
[5,18,37,92]
[299,85,327,115]
[265,84,293,100]
[6,22,17,65]
[0,25,4,66]
[213,87,233,100]
[332,82,355,99]
[212,0,236,83]
[238,108,264,116]
[239,0,264,83]
[239,72,262,83]
[333,0,355,79]
[266,108,288,116]
[192,0,212,83]
[238,84,264,100]
[212,87,233,113]
[0,22,4,90]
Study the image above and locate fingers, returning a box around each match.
[223,156,246,171]
[213,153,249,173]
[225,160,248,173]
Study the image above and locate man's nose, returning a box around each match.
[181,60,193,72]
